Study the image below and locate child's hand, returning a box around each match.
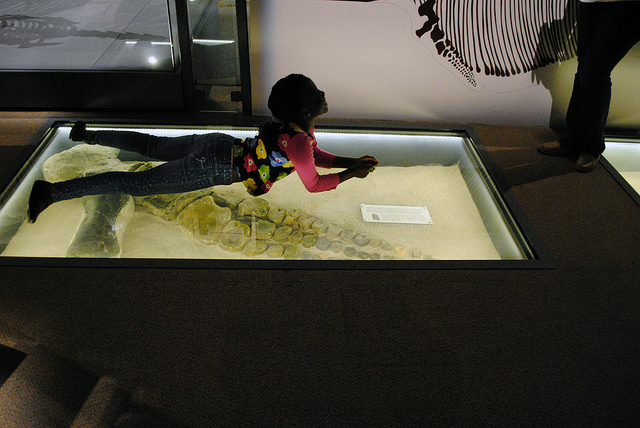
[358,155,379,166]
[357,156,378,174]
[351,159,378,178]
[338,156,379,183]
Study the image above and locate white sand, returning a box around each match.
[619,171,640,194]
[2,164,500,260]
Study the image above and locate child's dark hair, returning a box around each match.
[259,73,313,141]
[267,73,312,122]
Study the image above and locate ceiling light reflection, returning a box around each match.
[193,38,235,46]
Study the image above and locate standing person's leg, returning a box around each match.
[538,2,601,156]
[540,1,640,170]
[572,1,640,158]
[563,1,602,154]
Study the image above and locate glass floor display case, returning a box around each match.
[602,137,640,206]
[0,120,550,269]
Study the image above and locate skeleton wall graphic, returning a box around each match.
[331,0,578,87]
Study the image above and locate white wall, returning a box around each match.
[250,0,640,128]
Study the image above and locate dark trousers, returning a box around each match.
[564,1,640,155]
[51,131,238,202]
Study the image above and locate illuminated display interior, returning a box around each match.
[603,138,640,202]
[0,123,540,265]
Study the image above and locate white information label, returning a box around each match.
[360,204,432,225]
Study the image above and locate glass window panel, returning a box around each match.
[0,0,175,71]
[0,122,545,267]
[188,0,244,111]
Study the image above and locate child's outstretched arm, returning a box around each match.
[331,155,379,169]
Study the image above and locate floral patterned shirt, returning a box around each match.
[233,123,339,196]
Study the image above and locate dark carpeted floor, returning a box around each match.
[0,112,639,426]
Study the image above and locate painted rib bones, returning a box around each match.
[332,0,578,86]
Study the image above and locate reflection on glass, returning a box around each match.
[188,0,243,111]
[0,123,535,263]
[0,0,175,71]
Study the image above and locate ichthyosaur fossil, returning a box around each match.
[42,143,428,261]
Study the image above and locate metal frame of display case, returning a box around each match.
[0,117,553,270]
[0,0,252,115]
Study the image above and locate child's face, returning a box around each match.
[301,78,328,119]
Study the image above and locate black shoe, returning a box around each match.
[537,141,573,157]
[69,121,86,142]
[575,153,600,172]
[28,180,53,223]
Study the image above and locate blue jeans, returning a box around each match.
[50,131,240,202]
[563,1,640,155]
